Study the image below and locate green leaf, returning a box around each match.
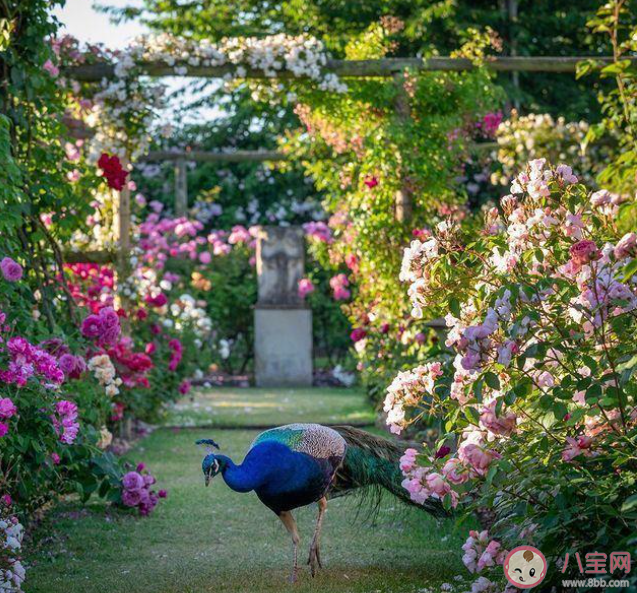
[621,494,637,513]
[483,371,500,390]
[464,406,480,425]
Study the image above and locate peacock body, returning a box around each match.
[247,424,346,514]
[198,423,447,581]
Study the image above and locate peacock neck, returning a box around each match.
[218,455,269,493]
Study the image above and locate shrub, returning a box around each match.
[388,159,637,590]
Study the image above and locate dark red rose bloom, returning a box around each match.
[98,153,129,191]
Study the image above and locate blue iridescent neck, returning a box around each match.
[217,454,269,493]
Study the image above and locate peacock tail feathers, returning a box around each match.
[331,426,450,519]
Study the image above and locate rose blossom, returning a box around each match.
[614,232,637,260]
[0,398,17,419]
[1,257,23,282]
[297,278,315,299]
[569,240,599,266]
[122,471,145,491]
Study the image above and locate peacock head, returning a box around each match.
[196,439,222,487]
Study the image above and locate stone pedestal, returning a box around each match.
[254,226,313,387]
[255,307,313,387]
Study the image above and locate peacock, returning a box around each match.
[197,423,449,582]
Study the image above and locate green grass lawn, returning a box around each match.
[166,386,376,428]
[25,388,469,593]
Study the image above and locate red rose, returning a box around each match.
[98,153,129,191]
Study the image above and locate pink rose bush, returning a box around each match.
[0,296,166,523]
[391,160,637,588]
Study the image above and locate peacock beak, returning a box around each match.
[205,472,211,487]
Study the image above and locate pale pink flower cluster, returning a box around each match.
[462,530,507,573]
[399,448,459,508]
[88,354,122,397]
[227,225,253,245]
[456,430,502,477]
[510,158,576,200]
[562,435,594,462]
[383,362,443,434]
[329,274,350,301]
[0,504,25,592]
[479,400,517,438]
[400,237,439,318]
[297,278,315,299]
[589,189,624,218]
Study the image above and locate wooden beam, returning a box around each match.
[141,143,496,164]
[65,56,634,82]
[140,150,287,163]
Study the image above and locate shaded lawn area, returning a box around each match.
[166,386,376,428]
[26,427,468,593]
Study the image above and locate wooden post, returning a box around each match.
[507,0,520,109]
[393,71,413,223]
[174,158,188,216]
[114,159,132,328]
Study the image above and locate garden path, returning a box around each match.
[26,387,466,593]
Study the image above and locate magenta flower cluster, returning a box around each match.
[121,463,167,516]
[168,338,182,371]
[80,307,121,347]
[0,397,17,438]
[51,400,80,444]
[0,336,64,388]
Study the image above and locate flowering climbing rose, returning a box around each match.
[390,159,637,588]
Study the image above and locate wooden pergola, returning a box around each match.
[65,54,613,285]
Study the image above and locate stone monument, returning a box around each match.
[254,226,313,387]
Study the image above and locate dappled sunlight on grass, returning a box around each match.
[166,386,376,427]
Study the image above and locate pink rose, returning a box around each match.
[442,457,469,485]
[43,59,60,78]
[297,278,315,299]
[569,240,599,266]
[0,398,17,419]
[1,257,23,282]
[590,189,611,207]
[615,232,637,260]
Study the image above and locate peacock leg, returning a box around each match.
[278,511,300,584]
[307,497,327,577]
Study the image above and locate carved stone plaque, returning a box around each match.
[256,226,305,306]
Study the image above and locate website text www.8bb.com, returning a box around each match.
[561,578,630,589]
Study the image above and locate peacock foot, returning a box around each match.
[288,570,298,584]
[307,543,322,577]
